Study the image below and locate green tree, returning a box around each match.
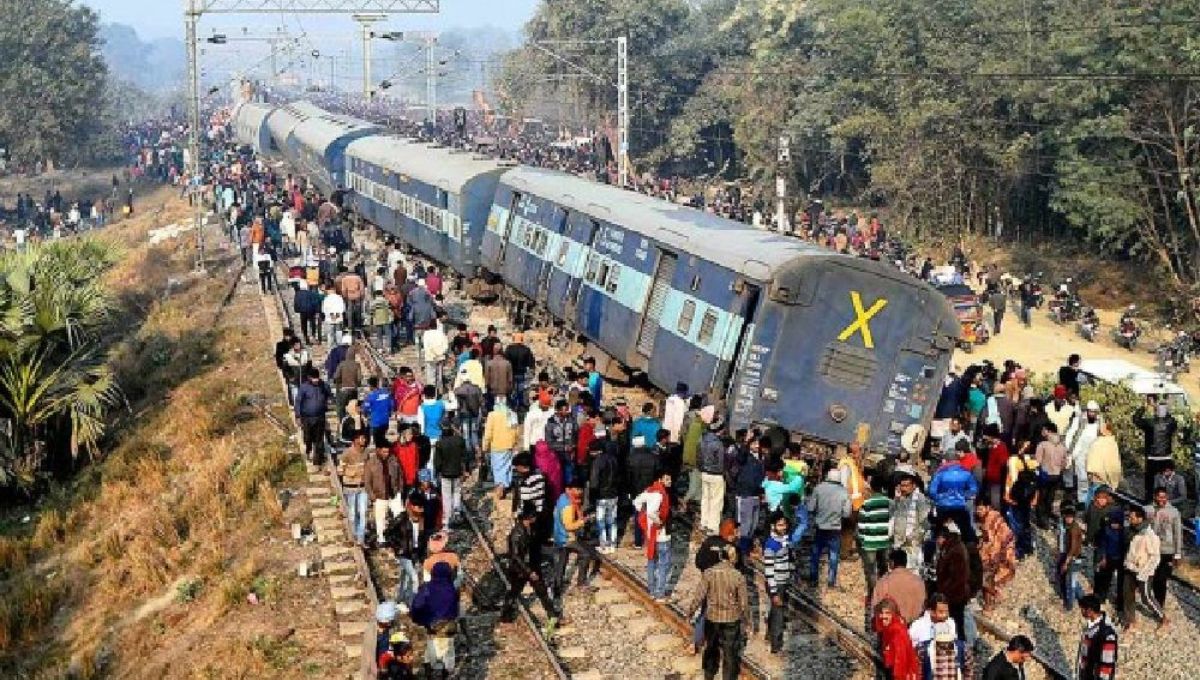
[0,240,121,489]
[0,0,108,168]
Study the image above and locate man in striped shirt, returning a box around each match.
[762,511,792,653]
[1076,594,1119,680]
[856,472,893,599]
[512,453,549,564]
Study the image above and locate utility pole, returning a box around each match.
[185,0,204,271]
[616,35,629,188]
[353,13,386,99]
[426,35,436,124]
[776,136,790,234]
[181,1,439,276]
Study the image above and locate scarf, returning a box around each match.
[637,481,671,560]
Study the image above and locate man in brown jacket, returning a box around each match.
[331,345,362,423]
[364,445,398,546]
[339,430,369,545]
[340,268,366,330]
[871,549,926,623]
[484,346,513,414]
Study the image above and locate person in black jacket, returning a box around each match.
[294,282,322,344]
[588,440,620,553]
[501,504,560,630]
[503,333,536,412]
[274,327,295,372]
[385,498,429,606]
[294,367,331,465]
[731,437,767,555]
[1136,400,1179,497]
[981,635,1034,680]
[434,422,467,530]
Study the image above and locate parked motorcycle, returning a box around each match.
[1115,316,1140,350]
[1078,306,1100,342]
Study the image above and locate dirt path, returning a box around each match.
[956,302,1199,403]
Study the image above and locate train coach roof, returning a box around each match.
[501,166,833,278]
[291,111,379,152]
[346,135,508,194]
[234,102,273,125]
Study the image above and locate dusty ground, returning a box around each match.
[0,189,346,679]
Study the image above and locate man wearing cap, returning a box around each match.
[1066,401,1104,507]
[1046,385,1078,443]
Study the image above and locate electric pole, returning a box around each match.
[776,136,790,234]
[353,13,386,99]
[617,35,628,188]
[185,0,204,271]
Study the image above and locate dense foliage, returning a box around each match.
[502,0,1200,283]
[0,0,109,168]
[0,240,121,489]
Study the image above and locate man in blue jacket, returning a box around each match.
[364,376,395,448]
[295,366,331,465]
[928,446,980,544]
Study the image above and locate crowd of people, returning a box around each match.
[191,99,1200,680]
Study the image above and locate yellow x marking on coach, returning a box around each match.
[836,291,888,349]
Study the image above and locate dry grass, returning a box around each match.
[0,191,342,677]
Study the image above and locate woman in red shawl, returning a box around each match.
[534,440,563,503]
[873,598,919,680]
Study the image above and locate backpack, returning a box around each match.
[1011,456,1039,505]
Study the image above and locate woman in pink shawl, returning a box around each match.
[534,440,563,503]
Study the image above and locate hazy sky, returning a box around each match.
[81,0,540,41]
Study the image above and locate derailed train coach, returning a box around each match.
[480,167,961,455]
[344,137,508,276]
[230,102,275,155]
[239,101,960,455]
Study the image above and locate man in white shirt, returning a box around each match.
[321,284,346,346]
[662,382,688,444]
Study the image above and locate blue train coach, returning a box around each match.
[480,167,959,454]
[345,137,509,277]
[230,102,275,155]
[286,109,379,196]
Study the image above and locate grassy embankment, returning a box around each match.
[0,188,342,678]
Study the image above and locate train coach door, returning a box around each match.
[718,282,762,400]
[636,250,677,356]
[497,191,521,265]
[537,208,568,301]
[565,220,600,322]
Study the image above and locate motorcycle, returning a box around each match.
[1114,317,1140,350]
[1048,296,1081,325]
[1029,274,1045,309]
[1078,307,1099,342]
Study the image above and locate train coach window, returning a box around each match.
[556,241,570,267]
[605,264,621,293]
[690,274,702,291]
[678,300,696,335]
[698,309,718,344]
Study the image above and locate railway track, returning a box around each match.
[353,317,770,679]
[260,260,385,677]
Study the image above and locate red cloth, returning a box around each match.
[984,440,1011,484]
[392,377,424,417]
[392,442,419,487]
[873,608,919,680]
[576,424,596,465]
[637,482,671,560]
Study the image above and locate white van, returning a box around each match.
[1078,358,1192,410]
